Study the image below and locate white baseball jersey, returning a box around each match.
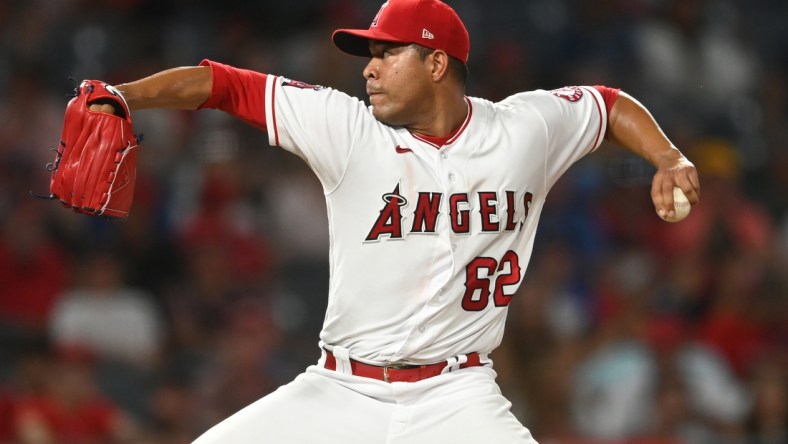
[263,78,606,365]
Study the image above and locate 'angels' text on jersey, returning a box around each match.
[366,184,534,241]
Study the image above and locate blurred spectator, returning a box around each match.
[191,300,291,437]
[49,253,164,368]
[0,203,68,336]
[570,340,656,439]
[633,0,759,131]
[164,241,240,356]
[648,365,715,443]
[10,346,137,444]
[142,378,198,444]
[569,269,658,440]
[695,253,772,377]
[163,156,274,368]
[112,173,181,294]
[47,252,165,424]
[175,161,272,287]
[262,156,330,350]
[263,156,328,264]
[674,343,752,441]
[745,359,787,444]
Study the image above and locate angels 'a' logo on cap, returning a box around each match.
[371,1,389,27]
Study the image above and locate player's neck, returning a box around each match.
[408,94,468,139]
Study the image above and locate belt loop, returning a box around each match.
[441,354,468,374]
[318,347,327,367]
[332,346,353,375]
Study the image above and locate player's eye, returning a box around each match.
[381,45,400,57]
[369,48,386,58]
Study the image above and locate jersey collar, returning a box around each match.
[410,97,472,149]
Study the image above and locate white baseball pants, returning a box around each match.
[192,359,537,443]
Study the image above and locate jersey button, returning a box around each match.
[440,152,448,159]
[418,325,426,333]
[448,173,456,181]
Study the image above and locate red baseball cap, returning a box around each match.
[332,0,470,63]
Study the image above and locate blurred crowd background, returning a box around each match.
[0,0,786,443]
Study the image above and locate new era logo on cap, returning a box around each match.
[332,0,471,63]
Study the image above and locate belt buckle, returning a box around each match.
[382,362,413,382]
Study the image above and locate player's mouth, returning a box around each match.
[367,90,383,105]
[366,84,383,97]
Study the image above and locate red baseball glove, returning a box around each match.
[45,80,141,218]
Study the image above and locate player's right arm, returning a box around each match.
[606,92,700,218]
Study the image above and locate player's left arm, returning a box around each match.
[114,66,214,111]
[605,91,700,219]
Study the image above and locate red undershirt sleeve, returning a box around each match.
[198,59,268,131]
[592,85,620,140]
[592,85,620,118]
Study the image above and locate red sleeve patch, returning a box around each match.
[550,86,583,102]
[281,78,324,91]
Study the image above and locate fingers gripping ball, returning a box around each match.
[660,187,691,222]
[48,80,141,218]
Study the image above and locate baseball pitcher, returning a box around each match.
[59,0,699,442]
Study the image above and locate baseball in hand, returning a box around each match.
[661,187,691,222]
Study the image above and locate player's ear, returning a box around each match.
[429,50,450,82]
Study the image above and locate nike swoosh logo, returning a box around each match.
[395,145,413,154]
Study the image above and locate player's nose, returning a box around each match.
[363,59,379,80]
